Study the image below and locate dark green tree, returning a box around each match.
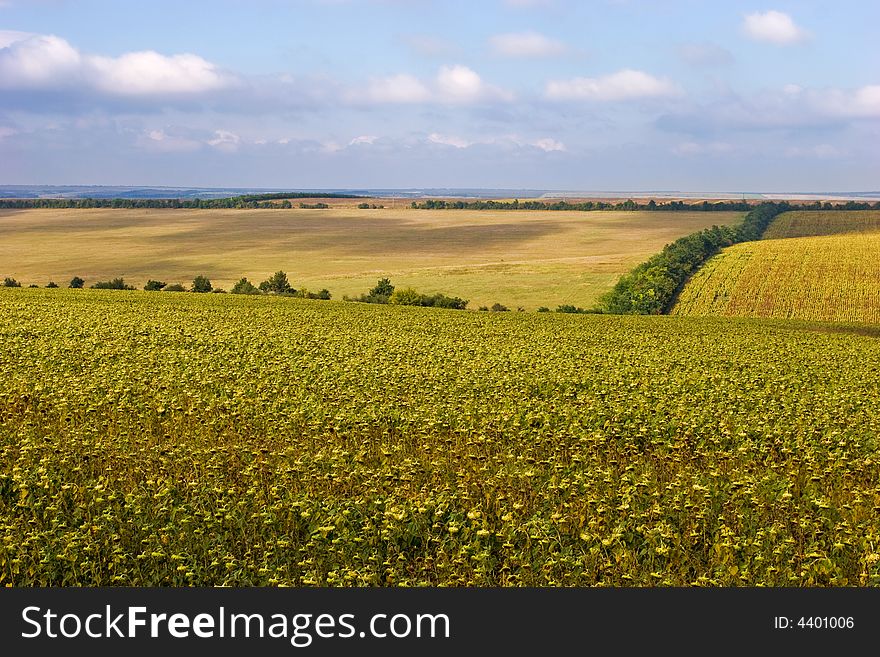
[191,275,213,293]
[231,277,260,295]
[260,271,292,294]
[144,280,167,291]
[68,276,85,289]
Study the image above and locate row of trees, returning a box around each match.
[0,192,361,210]
[412,198,880,213]
[597,202,788,314]
[345,278,468,310]
[2,271,331,299]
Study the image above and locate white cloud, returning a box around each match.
[88,51,230,95]
[815,84,880,119]
[0,126,16,139]
[364,73,431,103]
[348,135,377,146]
[742,10,808,45]
[0,32,234,95]
[207,129,241,152]
[428,132,471,148]
[531,137,566,152]
[436,64,483,101]
[0,33,81,88]
[489,32,567,58]
[545,69,679,101]
[361,65,510,105]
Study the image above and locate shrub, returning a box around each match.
[46,282,59,288]
[537,307,550,312]
[390,287,423,306]
[28,284,39,288]
[144,280,166,291]
[91,278,134,290]
[478,306,489,311]
[164,283,186,292]
[490,303,509,312]
[3,277,21,288]
[191,275,213,293]
[231,278,260,295]
[68,276,85,289]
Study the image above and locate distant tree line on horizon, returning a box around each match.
[0,192,362,210]
[411,198,880,212]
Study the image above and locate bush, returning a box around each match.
[68,276,85,289]
[390,287,423,306]
[164,283,186,292]
[46,281,59,288]
[212,289,227,294]
[144,280,166,291]
[478,306,489,311]
[556,304,586,313]
[536,306,550,312]
[191,275,213,293]
[28,284,39,288]
[3,277,21,288]
[490,303,509,312]
[231,277,260,295]
[91,278,134,290]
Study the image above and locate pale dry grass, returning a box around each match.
[0,208,742,309]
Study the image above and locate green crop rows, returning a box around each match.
[2,289,880,586]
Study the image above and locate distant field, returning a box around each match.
[673,212,880,323]
[763,210,880,239]
[0,208,742,310]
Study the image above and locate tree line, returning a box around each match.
[0,192,361,210]
[411,198,880,212]
[597,202,788,314]
[2,271,331,299]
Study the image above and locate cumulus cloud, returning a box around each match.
[364,73,431,103]
[489,32,568,58]
[361,65,511,105]
[545,69,679,101]
[658,83,880,137]
[742,10,808,45]
[207,129,241,152]
[0,32,234,95]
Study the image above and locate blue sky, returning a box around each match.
[0,0,878,190]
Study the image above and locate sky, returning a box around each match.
[0,0,878,191]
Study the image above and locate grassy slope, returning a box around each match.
[0,208,742,310]
[2,288,880,585]
[672,211,880,323]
